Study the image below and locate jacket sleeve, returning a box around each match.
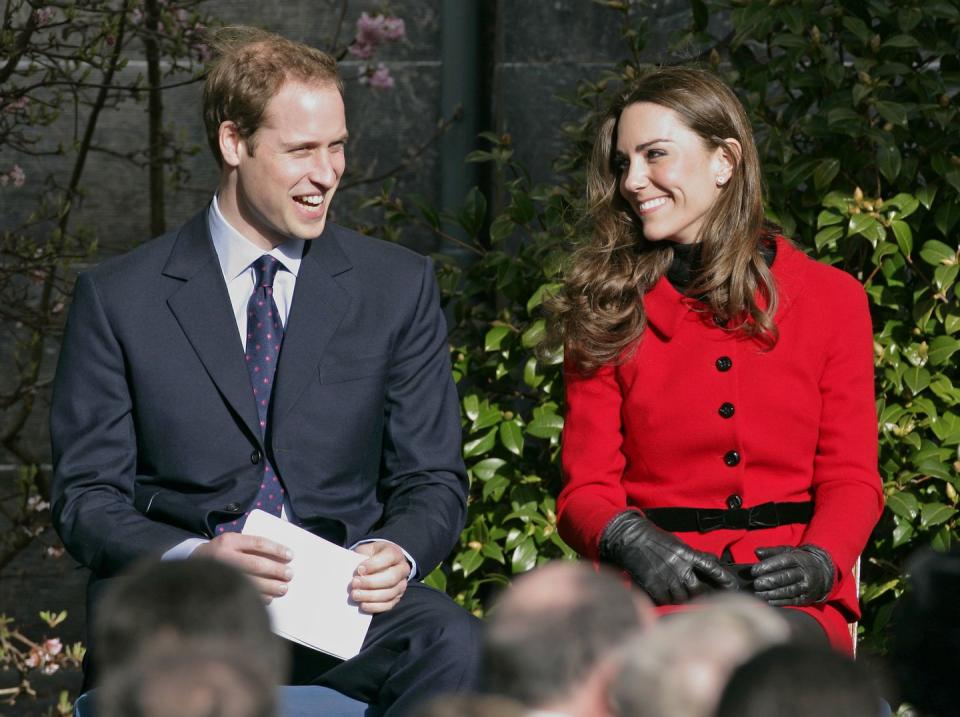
[360,256,468,576]
[557,361,630,560]
[50,272,198,576]
[801,274,884,588]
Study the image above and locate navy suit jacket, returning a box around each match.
[50,210,467,580]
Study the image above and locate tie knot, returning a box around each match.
[253,255,283,288]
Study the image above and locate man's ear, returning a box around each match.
[219,121,244,168]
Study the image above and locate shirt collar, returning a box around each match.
[208,194,304,280]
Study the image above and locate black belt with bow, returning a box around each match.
[643,501,813,533]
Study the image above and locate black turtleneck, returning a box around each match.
[665,240,777,296]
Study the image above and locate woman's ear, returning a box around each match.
[714,138,742,187]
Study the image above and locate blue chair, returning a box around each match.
[74,685,374,717]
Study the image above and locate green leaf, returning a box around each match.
[848,213,883,243]
[481,542,506,564]
[877,143,902,182]
[814,158,840,190]
[472,404,503,431]
[919,240,956,266]
[874,101,908,127]
[463,427,497,458]
[499,420,524,457]
[527,282,562,314]
[886,491,920,521]
[892,518,914,548]
[815,225,845,251]
[471,457,507,481]
[489,214,514,244]
[920,502,957,529]
[527,412,564,440]
[934,264,959,292]
[458,548,484,577]
[523,356,544,389]
[885,193,920,220]
[882,34,920,49]
[463,394,480,421]
[422,566,447,592]
[817,209,844,228]
[934,201,960,237]
[903,365,930,395]
[929,336,960,366]
[841,15,871,43]
[521,319,546,349]
[890,220,912,256]
[916,184,938,210]
[782,158,818,188]
[458,187,487,236]
[484,325,511,351]
[511,538,538,573]
[482,474,510,502]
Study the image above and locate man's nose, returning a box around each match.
[309,152,338,187]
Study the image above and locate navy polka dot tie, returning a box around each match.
[219,255,287,533]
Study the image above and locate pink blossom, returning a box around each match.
[367,63,395,90]
[3,165,27,188]
[25,649,42,668]
[33,7,55,26]
[175,8,188,25]
[381,17,406,41]
[45,544,66,559]
[42,662,60,675]
[356,12,387,45]
[3,95,29,113]
[348,40,375,59]
[194,43,212,64]
[44,638,63,656]
[27,494,50,512]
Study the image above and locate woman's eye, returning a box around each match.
[613,156,630,172]
[646,148,665,160]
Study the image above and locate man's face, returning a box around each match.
[220,80,347,249]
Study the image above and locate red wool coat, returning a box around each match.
[558,236,883,652]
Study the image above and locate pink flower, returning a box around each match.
[12,165,25,186]
[356,12,387,45]
[25,649,42,668]
[3,95,29,113]
[348,40,375,59]
[33,7,55,26]
[42,662,60,675]
[367,63,395,90]
[130,8,143,24]
[381,17,406,41]
[44,638,63,656]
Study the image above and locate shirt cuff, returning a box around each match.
[350,538,417,580]
[162,538,208,561]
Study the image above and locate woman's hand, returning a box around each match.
[599,510,738,605]
[751,544,835,606]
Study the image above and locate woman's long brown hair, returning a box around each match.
[546,67,779,374]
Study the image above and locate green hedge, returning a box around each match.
[366,0,960,647]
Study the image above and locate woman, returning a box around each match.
[547,67,882,652]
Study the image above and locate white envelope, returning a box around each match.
[242,509,372,660]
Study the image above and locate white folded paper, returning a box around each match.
[242,509,372,660]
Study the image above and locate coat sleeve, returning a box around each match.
[360,256,468,576]
[801,273,884,588]
[557,361,630,559]
[50,272,198,575]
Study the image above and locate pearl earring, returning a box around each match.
[716,175,728,186]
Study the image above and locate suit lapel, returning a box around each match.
[272,225,353,429]
[162,211,261,440]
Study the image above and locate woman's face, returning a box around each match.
[615,102,731,245]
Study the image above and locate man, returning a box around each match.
[482,562,652,717]
[51,26,478,716]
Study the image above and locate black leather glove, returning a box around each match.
[599,510,738,605]
[751,544,835,606]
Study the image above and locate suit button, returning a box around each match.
[726,494,743,510]
[250,449,262,465]
[715,356,733,372]
[724,450,741,467]
[718,402,735,418]
[225,502,241,513]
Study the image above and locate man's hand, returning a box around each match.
[351,541,410,614]
[193,533,293,604]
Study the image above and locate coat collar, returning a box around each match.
[643,236,809,340]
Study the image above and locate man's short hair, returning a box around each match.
[202,26,343,165]
[97,641,277,717]
[715,644,881,717]
[482,562,647,707]
[93,557,286,684]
